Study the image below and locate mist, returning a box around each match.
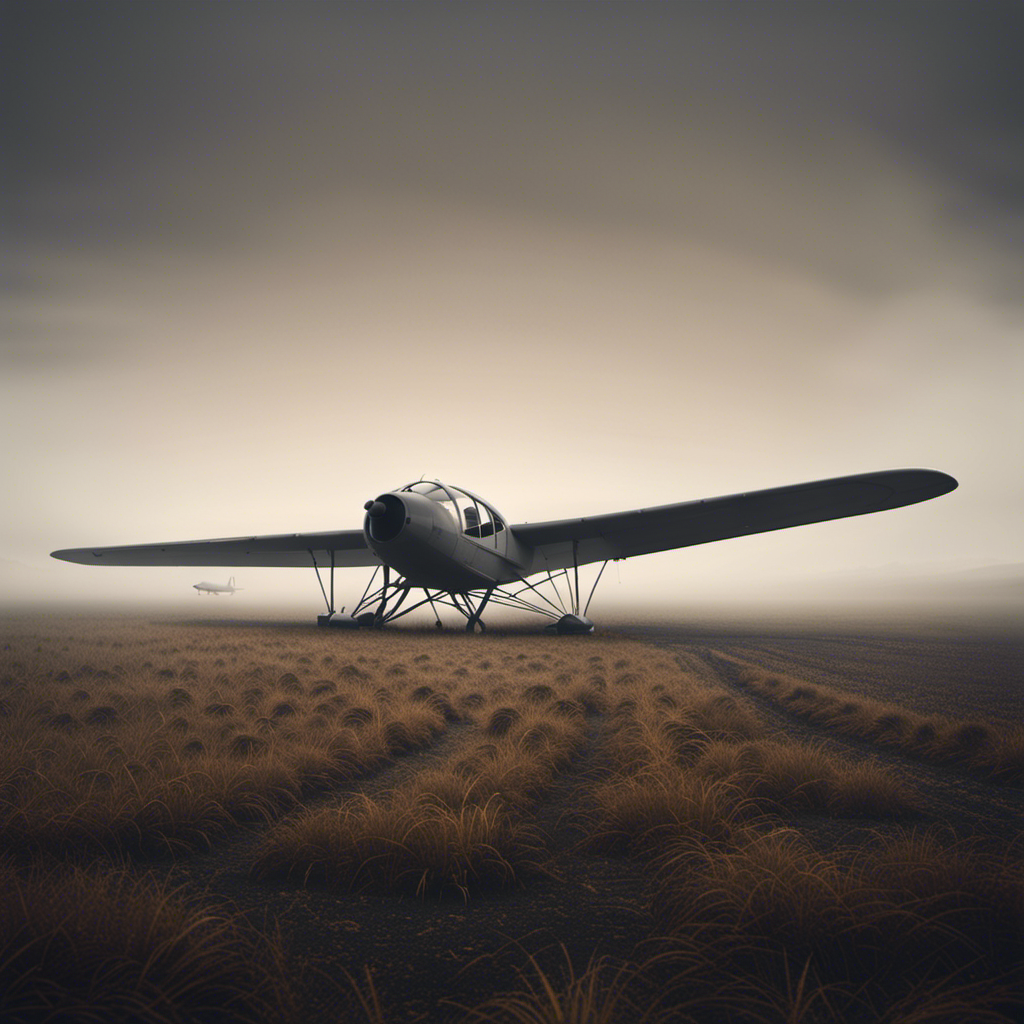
[5,1,1022,624]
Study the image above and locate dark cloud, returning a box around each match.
[6,0,1021,275]
[0,315,124,371]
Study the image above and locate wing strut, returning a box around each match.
[583,561,608,617]
[309,548,333,617]
[573,540,580,616]
[374,566,391,626]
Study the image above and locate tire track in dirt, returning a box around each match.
[420,712,655,1022]
[147,724,484,1023]
[530,714,656,935]
[305,711,656,1024]
[678,642,1024,848]
[693,633,1024,722]
[159,723,476,897]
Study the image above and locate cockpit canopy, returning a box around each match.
[399,481,506,540]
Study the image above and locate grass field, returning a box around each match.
[2,612,1022,1022]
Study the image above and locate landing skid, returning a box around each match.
[545,614,595,635]
[308,546,606,634]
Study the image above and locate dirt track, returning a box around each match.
[158,713,657,1023]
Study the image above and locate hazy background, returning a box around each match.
[4,1,1022,627]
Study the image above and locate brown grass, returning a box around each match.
[588,670,917,852]
[454,949,665,1024]
[253,791,551,898]
[728,659,1024,785]
[2,616,1018,1021]
[586,771,755,855]
[254,695,590,895]
[0,626,456,857]
[694,738,919,817]
[647,826,1024,1021]
[0,858,295,1023]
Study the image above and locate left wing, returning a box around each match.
[51,529,379,568]
[511,469,957,572]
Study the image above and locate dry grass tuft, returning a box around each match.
[648,826,1024,1021]
[254,792,550,898]
[587,772,753,855]
[342,705,374,727]
[203,701,235,717]
[85,704,118,725]
[732,661,1024,785]
[523,683,555,705]
[0,859,295,1023]
[456,949,664,1024]
[487,706,522,736]
[830,764,920,818]
[275,672,303,694]
[552,698,585,720]
[229,734,267,757]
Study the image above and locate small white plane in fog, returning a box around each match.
[54,469,957,633]
[193,577,241,596]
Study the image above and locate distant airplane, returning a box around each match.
[193,577,241,596]
[52,469,956,633]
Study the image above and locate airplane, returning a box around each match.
[193,576,241,596]
[51,469,957,634]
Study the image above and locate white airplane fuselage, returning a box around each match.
[194,578,238,595]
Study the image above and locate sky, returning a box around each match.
[3,1,1023,625]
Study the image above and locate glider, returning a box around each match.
[52,469,957,633]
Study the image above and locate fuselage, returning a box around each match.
[193,579,238,594]
[363,482,532,592]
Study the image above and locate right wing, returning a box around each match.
[511,469,958,573]
[51,529,379,568]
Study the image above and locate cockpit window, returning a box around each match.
[400,481,506,541]
[463,503,505,538]
[402,481,462,528]
[405,481,447,501]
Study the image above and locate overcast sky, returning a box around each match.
[4,1,1022,623]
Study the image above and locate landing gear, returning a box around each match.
[309,547,609,633]
[545,614,595,635]
[463,587,494,633]
[318,612,359,629]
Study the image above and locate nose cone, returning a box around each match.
[363,493,406,543]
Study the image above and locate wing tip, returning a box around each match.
[51,548,90,564]
[904,468,958,498]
